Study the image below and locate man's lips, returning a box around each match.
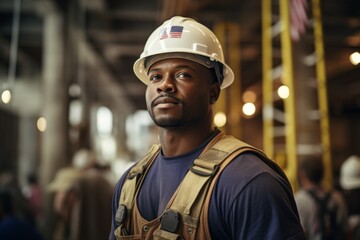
[152,95,181,107]
[153,97,179,106]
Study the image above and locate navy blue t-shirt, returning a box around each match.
[109,132,305,239]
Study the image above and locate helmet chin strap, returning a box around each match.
[211,61,224,86]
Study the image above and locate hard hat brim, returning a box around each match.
[133,51,234,89]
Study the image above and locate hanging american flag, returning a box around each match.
[290,0,309,41]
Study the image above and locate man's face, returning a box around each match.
[145,58,217,128]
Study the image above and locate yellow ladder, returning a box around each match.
[311,0,332,189]
[261,0,332,189]
[262,0,298,188]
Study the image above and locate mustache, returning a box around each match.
[151,93,182,107]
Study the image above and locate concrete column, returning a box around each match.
[18,116,38,186]
[39,4,68,238]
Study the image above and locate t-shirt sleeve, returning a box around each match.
[209,154,306,240]
[233,173,305,239]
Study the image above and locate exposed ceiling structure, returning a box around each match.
[0,0,359,116]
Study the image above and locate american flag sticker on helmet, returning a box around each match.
[169,26,184,38]
[159,26,184,40]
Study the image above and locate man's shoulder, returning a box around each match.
[216,153,282,190]
[216,134,259,150]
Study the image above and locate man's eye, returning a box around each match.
[176,72,191,79]
[149,74,162,82]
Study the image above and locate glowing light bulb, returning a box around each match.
[277,85,289,99]
[1,90,11,104]
[349,52,360,65]
[37,117,47,132]
[242,102,256,116]
[214,112,227,127]
[242,90,257,103]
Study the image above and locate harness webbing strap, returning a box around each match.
[153,229,180,240]
[166,135,265,232]
[171,168,212,216]
[199,147,264,240]
[170,148,230,216]
[121,144,160,208]
[118,144,160,233]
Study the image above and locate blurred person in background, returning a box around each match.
[340,155,360,239]
[70,149,114,240]
[23,173,43,225]
[48,167,81,240]
[295,157,348,240]
[48,148,114,240]
[0,172,35,224]
[0,177,43,240]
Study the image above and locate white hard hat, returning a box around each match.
[340,155,360,190]
[133,16,234,89]
[72,149,96,170]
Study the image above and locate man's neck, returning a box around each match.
[158,125,215,157]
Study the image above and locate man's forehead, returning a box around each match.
[149,58,201,69]
[146,53,213,72]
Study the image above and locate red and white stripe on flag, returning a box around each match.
[290,0,309,41]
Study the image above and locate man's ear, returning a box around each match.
[209,83,221,105]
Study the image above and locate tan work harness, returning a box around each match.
[114,133,271,239]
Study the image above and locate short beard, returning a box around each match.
[151,115,185,128]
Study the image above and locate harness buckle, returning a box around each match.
[115,204,127,227]
[190,163,219,177]
[161,210,181,233]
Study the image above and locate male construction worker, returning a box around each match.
[109,16,306,240]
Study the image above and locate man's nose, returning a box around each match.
[157,74,175,93]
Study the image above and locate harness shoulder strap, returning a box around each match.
[170,135,263,215]
[156,135,266,239]
[115,144,160,235]
[199,137,287,240]
[121,144,160,208]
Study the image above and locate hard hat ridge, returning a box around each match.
[340,155,360,190]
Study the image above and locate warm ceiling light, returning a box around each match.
[37,117,47,132]
[242,90,257,103]
[349,52,360,65]
[242,102,256,116]
[277,85,290,99]
[214,112,227,127]
[1,89,11,104]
